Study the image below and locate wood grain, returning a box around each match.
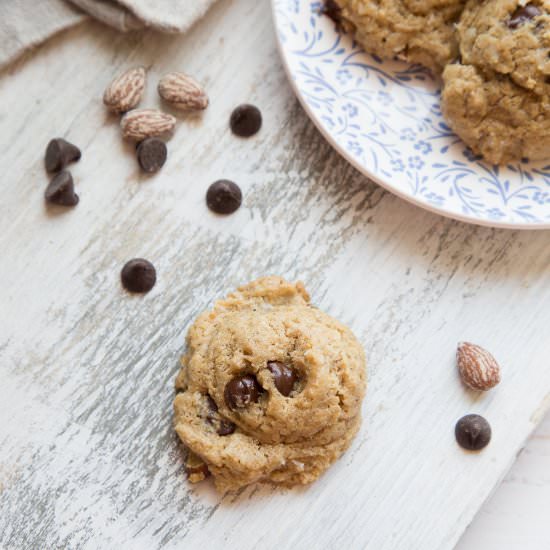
[1,0,550,548]
[458,411,550,549]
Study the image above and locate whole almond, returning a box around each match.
[158,72,209,110]
[120,109,176,141]
[103,67,146,113]
[457,342,501,391]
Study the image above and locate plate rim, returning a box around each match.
[271,0,550,230]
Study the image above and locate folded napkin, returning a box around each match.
[0,0,218,71]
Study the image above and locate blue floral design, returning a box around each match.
[336,69,353,85]
[533,191,550,204]
[347,141,363,156]
[390,159,405,172]
[414,141,432,155]
[377,91,393,106]
[424,192,445,206]
[400,128,416,142]
[408,156,424,170]
[343,103,358,118]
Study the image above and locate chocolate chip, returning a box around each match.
[267,361,297,397]
[45,138,81,173]
[217,419,236,436]
[206,395,218,413]
[230,104,262,137]
[206,180,242,214]
[321,0,343,28]
[205,395,236,436]
[508,4,542,28]
[137,138,167,173]
[120,258,156,293]
[455,414,491,451]
[44,170,79,206]
[224,374,262,409]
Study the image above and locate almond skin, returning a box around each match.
[103,67,146,113]
[457,342,501,391]
[158,71,209,110]
[120,109,176,141]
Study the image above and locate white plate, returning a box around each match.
[272,0,550,228]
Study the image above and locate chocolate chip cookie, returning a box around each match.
[442,63,550,163]
[173,276,366,492]
[458,0,550,95]
[442,1,550,163]
[332,0,466,74]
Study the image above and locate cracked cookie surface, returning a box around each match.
[458,0,550,95]
[442,1,550,163]
[333,0,466,74]
[173,276,366,492]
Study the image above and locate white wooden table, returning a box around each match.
[459,412,550,550]
[1,1,549,548]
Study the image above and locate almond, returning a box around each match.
[457,342,501,391]
[103,67,146,113]
[158,71,209,110]
[120,109,176,141]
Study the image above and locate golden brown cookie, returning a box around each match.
[441,63,550,164]
[333,0,466,74]
[458,0,550,95]
[173,276,366,492]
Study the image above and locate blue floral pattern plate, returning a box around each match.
[272,0,550,228]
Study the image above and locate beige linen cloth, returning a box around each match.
[1,0,218,70]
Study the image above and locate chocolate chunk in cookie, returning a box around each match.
[507,4,542,28]
[206,395,236,436]
[267,361,297,397]
[224,375,262,409]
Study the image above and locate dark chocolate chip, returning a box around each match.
[267,361,298,397]
[508,4,542,28]
[230,104,262,137]
[45,138,81,173]
[224,374,262,410]
[44,170,79,206]
[216,419,236,436]
[206,395,218,413]
[205,395,236,435]
[206,180,242,214]
[137,138,167,173]
[321,0,343,28]
[120,258,156,293]
[455,414,491,451]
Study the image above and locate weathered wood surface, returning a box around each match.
[0,0,549,548]
[458,412,550,549]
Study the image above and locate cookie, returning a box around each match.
[442,1,550,163]
[458,0,550,95]
[173,276,366,492]
[333,0,466,74]
[441,62,550,163]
